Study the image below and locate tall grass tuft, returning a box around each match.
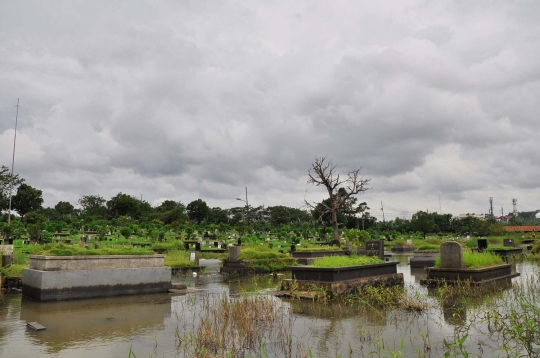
[179,293,293,357]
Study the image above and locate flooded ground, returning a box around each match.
[0,255,537,357]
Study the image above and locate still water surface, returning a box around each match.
[0,255,536,357]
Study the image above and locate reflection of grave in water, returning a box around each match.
[288,297,389,326]
[427,279,512,326]
[409,267,427,283]
[20,293,171,353]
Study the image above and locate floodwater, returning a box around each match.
[0,255,537,358]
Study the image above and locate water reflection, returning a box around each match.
[0,258,537,358]
[19,294,171,354]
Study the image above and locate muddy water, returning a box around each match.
[0,256,535,357]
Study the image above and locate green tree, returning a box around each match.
[78,195,107,218]
[269,206,291,225]
[54,201,74,219]
[186,199,210,224]
[208,207,229,224]
[411,211,436,239]
[0,165,24,211]
[12,183,43,217]
[107,192,143,219]
[119,227,132,240]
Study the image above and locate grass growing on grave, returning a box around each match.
[487,245,521,251]
[296,246,342,251]
[34,243,155,256]
[239,247,296,272]
[164,250,193,267]
[151,241,184,251]
[416,244,440,250]
[311,255,383,267]
[435,251,503,269]
[0,264,26,278]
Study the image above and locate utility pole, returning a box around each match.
[8,98,20,225]
[236,187,249,228]
[380,201,386,225]
[489,197,494,222]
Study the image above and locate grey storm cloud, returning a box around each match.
[1,0,540,218]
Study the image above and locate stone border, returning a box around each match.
[29,255,165,271]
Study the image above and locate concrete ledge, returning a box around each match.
[29,255,165,271]
[22,267,172,301]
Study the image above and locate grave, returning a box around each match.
[422,241,519,286]
[503,238,514,247]
[477,239,488,252]
[365,240,385,261]
[22,255,171,301]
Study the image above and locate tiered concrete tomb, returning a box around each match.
[22,254,171,301]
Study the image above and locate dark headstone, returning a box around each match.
[2,255,12,268]
[365,240,384,260]
[290,244,296,252]
[195,242,201,251]
[440,241,462,269]
[214,241,219,248]
[6,238,13,245]
[237,238,242,246]
[503,238,514,247]
[183,242,190,251]
[477,239,488,251]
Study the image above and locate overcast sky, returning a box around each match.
[1,1,539,220]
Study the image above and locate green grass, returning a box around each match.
[417,244,440,250]
[34,243,154,256]
[238,246,296,271]
[0,264,26,278]
[487,245,520,251]
[311,255,383,267]
[296,246,341,251]
[164,250,194,267]
[435,252,503,269]
[239,246,288,261]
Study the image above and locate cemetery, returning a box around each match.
[1,202,540,357]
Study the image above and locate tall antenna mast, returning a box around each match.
[380,201,386,224]
[7,98,20,225]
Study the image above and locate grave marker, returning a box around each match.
[365,240,384,260]
[440,242,462,269]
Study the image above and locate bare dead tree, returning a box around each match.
[305,157,371,245]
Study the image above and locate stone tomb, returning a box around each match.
[423,242,519,286]
[22,255,171,301]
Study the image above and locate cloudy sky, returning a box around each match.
[1,0,539,220]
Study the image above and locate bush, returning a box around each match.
[344,229,370,245]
